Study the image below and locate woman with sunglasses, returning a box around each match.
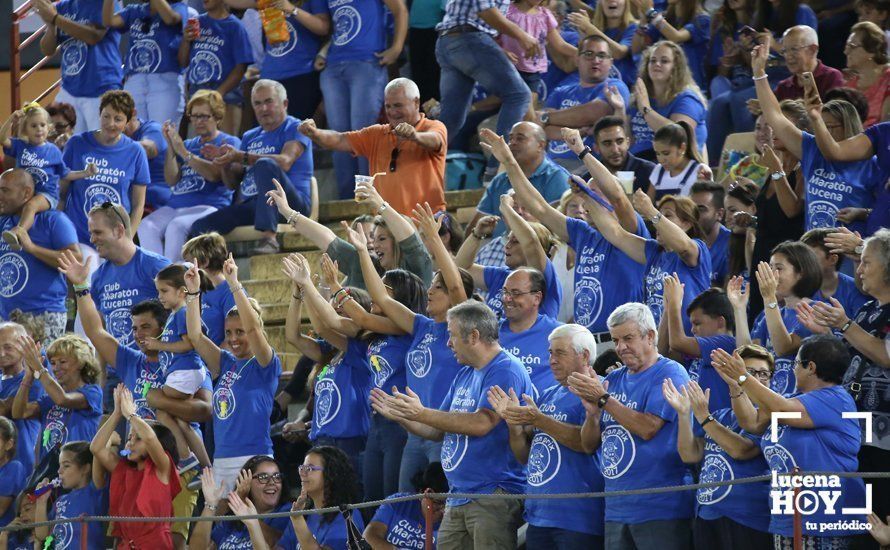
[192,457,291,548]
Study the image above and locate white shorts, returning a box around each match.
[212,455,265,494]
[165,368,205,396]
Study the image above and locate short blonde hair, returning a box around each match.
[47,335,101,384]
[187,89,226,122]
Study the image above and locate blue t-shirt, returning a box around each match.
[709,225,731,286]
[628,89,707,155]
[865,122,890,168]
[483,260,562,320]
[750,307,812,396]
[91,247,170,348]
[687,334,736,412]
[406,315,463,410]
[439,351,533,506]
[327,0,387,64]
[56,0,123,97]
[761,386,866,537]
[0,370,44,475]
[168,132,239,210]
[367,334,412,392]
[371,494,438,548]
[605,25,638,87]
[261,0,327,80]
[130,119,168,207]
[62,131,151,243]
[647,14,710,90]
[277,509,366,550]
[49,482,108,550]
[200,282,237,345]
[188,13,254,87]
[159,306,205,376]
[566,215,649,333]
[800,133,888,232]
[541,28,580,101]
[0,211,78,317]
[499,314,562,396]
[3,139,69,200]
[693,408,770,532]
[643,238,712,329]
[117,1,189,75]
[0,461,26,527]
[116,345,166,420]
[213,350,281,459]
[525,383,605,535]
[545,78,630,160]
[240,117,313,200]
[310,339,372,440]
[37,383,103,461]
[599,357,694,523]
[212,502,290,549]
[814,273,869,319]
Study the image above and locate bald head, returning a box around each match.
[1,168,35,190]
[508,122,547,166]
[784,25,819,46]
[0,168,35,215]
[781,26,820,74]
[514,121,547,144]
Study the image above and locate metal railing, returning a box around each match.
[10,0,61,113]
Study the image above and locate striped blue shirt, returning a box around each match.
[436,0,508,36]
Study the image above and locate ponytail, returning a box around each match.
[653,121,703,164]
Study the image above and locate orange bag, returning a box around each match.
[257,0,289,44]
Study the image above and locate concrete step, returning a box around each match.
[243,277,292,305]
[249,251,324,281]
[266,325,299,355]
[316,189,485,224]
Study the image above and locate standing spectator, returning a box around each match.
[567,0,640,88]
[0,169,80,344]
[102,0,190,125]
[124,115,170,210]
[190,80,312,255]
[139,91,240,263]
[567,303,693,550]
[320,0,408,198]
[773,26,844,101]
[690,181,731,286]
[844,21,890,127]
[0,322,45,475]
[300,78,447,215]
[180,232,237,346]
[723,179,758,282]
[636,0,711,90]
[180,0,254,134]
[372,301,534,550]
[408,0,444,103]
[34,0,123,133]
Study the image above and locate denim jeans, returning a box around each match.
[435,32,530,146]
[363,414,408,502]
[398,434,442,492]
[319,60,387,199]
[525,525,605,550]
[188,158,308,237]
[605,519,693,550]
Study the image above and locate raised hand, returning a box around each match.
[567,367,608,404]
[603,85,626,113]
[567,11,596,35]
[754,261,778,301]
[685,380,711,421]
[811,297,849,329]
[795,301,831,334]
[867,513,890,546]
[662,272,684,310]
[319,254,341,291]
[825,227,864,258]
[184,262,201,294]
[227,493,258,518]
[265,178,297,220]
[662,378,690,415]
[387,387,425,420]
[486,385,517,419]
[503,392,542,426]
[761,145,782,173]
[411,202,442,240]
[478,128,513,165]
[342,220,368,250]
[801,72,823,120]
[200,467,224,507]
[750,40,770,76]
[392,122,417,141]
[473,215,499,239]
[355,179,385,210]
[15,335,44,375]
[560,127,586,154]
[281,253,312,287]
[726,276,749,310]
[633,79,650,111]
[710,348,748,381]
[57,249,91,286]
[370,388,403,421]
[632,189,658,218]
[212,144,243,166]
[118,385,137,418]
[234,469,253,499]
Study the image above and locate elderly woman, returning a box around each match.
[844,21,890,127]
[711,335,867,549]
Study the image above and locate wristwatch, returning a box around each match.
[597,393,611,408]
[770,170,786,181]
[577,146,592,160]
[642,106,651,116]
[540,112,551,125]
[766,301,778,309]
[650,213,663,225]
[737,374,748,386]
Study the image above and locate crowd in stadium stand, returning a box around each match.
[0,0,890,547]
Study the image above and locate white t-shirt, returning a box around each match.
[649,158,700,198]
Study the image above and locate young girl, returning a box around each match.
[0,495,37,550]
[0,418,26,528]
[90,384,181,549]
[34,441,108,550]
[568,0,640,87]
[637,0,711,90]
[144,264,212,473]
[0,104,96,251]
[648,122,709,199]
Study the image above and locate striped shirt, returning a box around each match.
[436,0,509,36]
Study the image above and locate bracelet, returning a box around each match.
[752,74,768,81]
[332,287,348,301]
[206,503,218,512]
[186,290,200,296]
[230,286,244,294]
[73,282,90,291]
[577,146,592,161]
[700,414,715,427]
[127,413,138,422]
[186,294,200,305]
[840,319,854,333]
[472,230,490,240]
[596,393,611,408]
[286,211,300,225]
[75,288,90,298]
[730,390,744,399]
[292,292,303,301]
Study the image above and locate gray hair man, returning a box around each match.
[0,321,44,473]
[567,302,694,550]
[371,300,533,549]
[774,26,844,101]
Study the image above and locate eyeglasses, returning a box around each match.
[499,289,541,300]
[253,472,283,484]
[844,41,862,50]
[389,147,400,172]
[579,50,612,61]
[746,368,771,380]
[779,45,810,56]
[54,122,70,132]
[98,201,128,229]
[298,464,324,474]
[189,113,213,121]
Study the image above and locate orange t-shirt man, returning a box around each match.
[345,114,447,215]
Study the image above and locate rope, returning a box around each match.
[5,471,888,533]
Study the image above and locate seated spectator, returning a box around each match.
[190,79,312,255]
[0,169,80,344]
[0,415,27,529]
[855,0,890,48]
[843,22,890,126]
[690,181,731,285]
[567,303,693,549]
[0,491,37,549]
[586,115,656,197]
[567,0,639,88]
[621,41,707,162]
[647,122,709,199]
[720,114,772,187]
[139,90,240,262]
[124,114,169,210]
[801,228,869,314]
[773,25,844,101]
[635,0,711,91]
[299,78,447,215]
[47,102,76,149]
[723,179,758,282]
[0,322,44,475]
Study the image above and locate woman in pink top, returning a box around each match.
[844,21,890,126]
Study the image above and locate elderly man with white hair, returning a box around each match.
[773,25,844,102]
[189,79,313,254]
[299,77,447,214]
[567,302,694,550]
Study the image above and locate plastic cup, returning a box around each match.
[354,175,374,201]
[616,171,635,194]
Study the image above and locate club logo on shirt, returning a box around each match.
[50,516,74,549]
[23,166,49,192]
[527,433,561,486]
[406,334,433,379]
[441,433,468,472]
[770,359,796,396]
[107,308,135,348]
[268,20,298,57]
[697,452,733,504]
[188,51,224,84]
[213,386,236,419]
[762,424,797,474]
[644,268,666,326]
[601,424,635,479]
[128,39,163,73]
[44,408,70,451]
[370,354,393,388]
[574,278,604,329]
[807,200,838,230]
[219,533,254,549]
[173,171,205,195]
[61,39,88,76]
[314,378,341,428]
[83,184,123,216]
[332,5,362,46]
[0,253,28,298]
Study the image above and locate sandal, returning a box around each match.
[2,229,22,251]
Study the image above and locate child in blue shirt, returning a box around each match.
[0,104,96,251]
[0,418,26,528]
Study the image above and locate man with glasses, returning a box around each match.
[298,77,447,214]
[538,35,630,171]
[774,25,844,101]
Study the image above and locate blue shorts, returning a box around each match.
[38,191,59,210]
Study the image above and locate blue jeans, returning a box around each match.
[605,519,693,550]
[319,60,387,199]
[435,32,530,146]
[363,415,408,502]
[189,158,309,237]
[398,434,442,492]
[526,525,604,550]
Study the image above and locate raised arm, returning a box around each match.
[285,253,349,351]
[802,74,876,162]
[33,0,107,44]
[412,203,468,306]
[755,262,801,357]
[487,386,533,463]
[390,387,502,438]
[267,179,338,249]
[686,379,761,460]
[59,251,119,367]
[18,335,88,410]
[297,118,354,153]
[751,41,803,159]
[810,298,890,367]
[581,186,647,264]
[726,276,753,346]
[102,0,126,28]
[149,0,183,28]
[283,282,324,363]
[632,190,700,266]
[0,111,21,149]
[453,215,496,289]
[500,194,547,271]
[184,264,222,376]
[662,378,704,464]
[90,388,125,486]
[358,182,416,243]
[664,274,700,356]
[121,386,172,480]
[11,365,39,420]
[223,254,274,365]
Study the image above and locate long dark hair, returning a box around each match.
[305,446,359,523]
[654,121,704,165]
[726,180,758,279]
[383,269,428,315]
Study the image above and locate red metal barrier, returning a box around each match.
[10,0,61,113]
[792,467,802,550]
[422,489,434,550]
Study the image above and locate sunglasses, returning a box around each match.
[99,201,128,228]
[389,148,400,172]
